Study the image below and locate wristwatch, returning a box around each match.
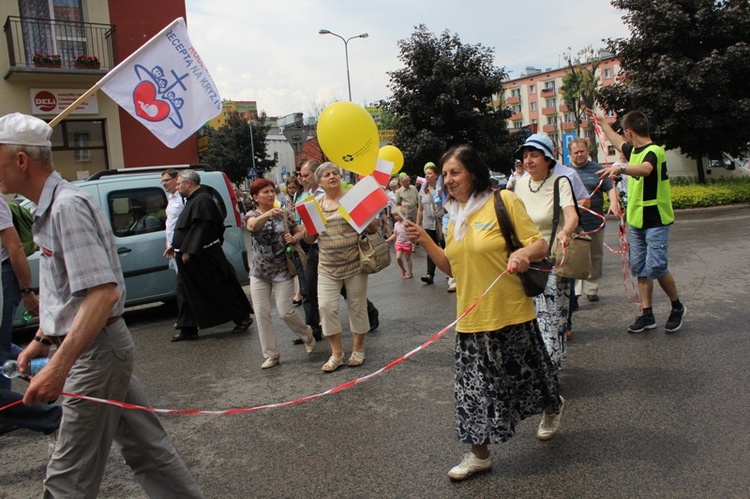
[619,164,627,173]
[20,287,34,294]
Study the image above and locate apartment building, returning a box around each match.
[499,54,621,165]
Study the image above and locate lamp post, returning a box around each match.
[318,29,368,102]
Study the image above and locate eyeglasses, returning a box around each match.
[161,177,176,184]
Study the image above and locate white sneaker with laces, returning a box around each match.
[447,452,493,481]
[537,396,565,441]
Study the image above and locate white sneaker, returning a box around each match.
[446,452,493,481]
[537,396,565,441]
[261,356,280,369]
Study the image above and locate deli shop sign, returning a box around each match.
[30,88,99,115]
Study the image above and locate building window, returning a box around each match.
[511,88,521,98]
[566,113,576,123]
[547,116,558,125]
[529,85,535,94]
[546,98,556,108]
[512,104,522,114]
[530,102,537,111]
[544,81,556,91]
[107,188,167,237]
[604,68,613,79]
[19,0,86,66]
[49,119,108,179]
[549,133,559,145]
[73,131,90,162]
[513,121,523,129]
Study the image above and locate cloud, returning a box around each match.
[185,0,629,116]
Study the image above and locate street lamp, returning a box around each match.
[319,29,369,102]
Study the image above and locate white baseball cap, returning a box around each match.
[0,113,53,147]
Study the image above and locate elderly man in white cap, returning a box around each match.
[0,113,202,498]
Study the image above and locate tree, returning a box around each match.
[561,47,601,160]
[599,0,750,182]
[380,25,514,175]
[199,111,275,185]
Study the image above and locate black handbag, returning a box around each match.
[493,191,553,297]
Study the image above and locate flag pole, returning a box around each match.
[47,17,183,128]
[48,84,102,127]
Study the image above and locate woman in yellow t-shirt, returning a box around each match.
[405,145,565,482]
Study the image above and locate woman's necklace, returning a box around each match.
[322,195,340,211]
[528,172,551,193]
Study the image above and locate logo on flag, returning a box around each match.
[337,175,389,233]
[295,198,327,236]
[99,18,221,148]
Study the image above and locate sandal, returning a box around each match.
[348,351,365,367]
[231,317,253,334]
[322,355,345,373]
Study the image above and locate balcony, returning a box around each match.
[542,124,557,133]
[562,122,576,131]
[540,87,555,96]
[541,106,557,115]
[4,16,115,83]
[506,95,521,105]
[558,104,568,113]
[510,112,522,120]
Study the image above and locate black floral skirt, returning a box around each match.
[454,320,562,445]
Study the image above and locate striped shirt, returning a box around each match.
[33,172,125,336]
[317,205,360,280]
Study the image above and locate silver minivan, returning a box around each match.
[13,167,249,331]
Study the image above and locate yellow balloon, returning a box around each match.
[317,102,379,176]
[378,145,404,175]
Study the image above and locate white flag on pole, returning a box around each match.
[98,17,221,148]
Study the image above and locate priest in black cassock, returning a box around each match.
[168,169,253,341]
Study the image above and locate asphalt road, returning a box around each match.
[2,205,750,498]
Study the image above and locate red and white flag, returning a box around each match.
[416,176,426,190]
[338,175,389,233]
[98,18,221,148]
[372,158,394,187]
[295,197,327,236]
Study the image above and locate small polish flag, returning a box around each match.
[295,197,327,236]
[372,158,394,187]
[416,176,426,190]
[338,175,389,233]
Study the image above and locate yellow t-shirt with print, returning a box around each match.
[445,190,543,333]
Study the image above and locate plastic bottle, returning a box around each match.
[21,310,33,324]
[1,357,50,379]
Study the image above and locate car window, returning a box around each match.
[107,188,167,237]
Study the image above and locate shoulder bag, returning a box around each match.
[428,186,444,244]
[550,177,592,279]
[358,231,391,274]
[493,190,553,297]
[282,210,299,277]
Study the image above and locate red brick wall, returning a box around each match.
[107,0,198,167]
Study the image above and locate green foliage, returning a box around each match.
[199,112,275,185]
[670,177,750,209]
[380,24,515,176]
[599,0,750,181]
[561,47,600,159]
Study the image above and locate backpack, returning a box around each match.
[9,202,38,256]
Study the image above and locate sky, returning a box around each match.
[184,0,631,118]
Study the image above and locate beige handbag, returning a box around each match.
[550,177,592,280]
